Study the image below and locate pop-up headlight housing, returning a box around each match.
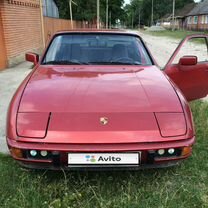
[16,113,50,138]
[155,113,186,137]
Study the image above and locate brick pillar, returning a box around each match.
[0,2,7,70]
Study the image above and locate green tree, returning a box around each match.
[55,0,125,25]
[125,0,195,27]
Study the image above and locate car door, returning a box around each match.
[164,35,208,101]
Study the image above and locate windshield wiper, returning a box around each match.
[110,61,142,65]
[89,61,141,65]
[43,60,89,65]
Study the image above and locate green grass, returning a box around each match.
[145,30,206,40]
[1,101,208,208]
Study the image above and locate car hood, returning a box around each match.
[17,65,186,143]
[19,65,182,113]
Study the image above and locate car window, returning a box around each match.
[42,34,153,66]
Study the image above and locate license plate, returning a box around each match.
[68,153,140,165]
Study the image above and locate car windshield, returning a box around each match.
[42,33,153,66]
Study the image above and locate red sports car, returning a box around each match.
[6,31,208,170]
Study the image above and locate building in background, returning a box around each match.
[0,0,43,70]
[160,3,196,30]
[186,0,208,31]
[0,0,60,70]
[174,3,196,30]
[43,0,59,18]
[160,1,208,31]
[0,0,95,70]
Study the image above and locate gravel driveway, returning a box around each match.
[0,31,206,154]
[139,31,207,68]
[139,32,180,67]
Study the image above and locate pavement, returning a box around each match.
[0,62,33,154]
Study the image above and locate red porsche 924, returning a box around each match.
[6,31,208,170]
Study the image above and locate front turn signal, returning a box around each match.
[10,147,23,158]
[182,146,192,156]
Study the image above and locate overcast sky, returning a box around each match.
[124,0,201,5]
[124,0,130,5]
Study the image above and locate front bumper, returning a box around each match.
[7,137,195,170]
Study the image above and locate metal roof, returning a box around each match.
[160,3,196,20]
[176,3,196,17]
[187,0,208,16]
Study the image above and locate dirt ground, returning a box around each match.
[0,32,206,153]
[138,32,180,67]
[138,32,207,68]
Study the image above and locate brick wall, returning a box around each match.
[0,0,43,67]
[186,15,198,31]
[0,0,97,70]
[198,15,208,31]
[185,15,208,31]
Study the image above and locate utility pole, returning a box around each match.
[131,11,134,29]
[109,11,111,29]
[139,9,141,31]
[39,0,45,47]
[69,0,77,29]
[106,0,109,29]
[97,0,100,29]
[69,0,73,29]
[151,0,154,26]
[172,0,175,31]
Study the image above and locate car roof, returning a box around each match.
[54,29,140,37]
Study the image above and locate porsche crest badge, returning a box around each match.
[100,117,108,125]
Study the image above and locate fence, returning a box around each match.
[0,4,97,70]
[43,17,97,44]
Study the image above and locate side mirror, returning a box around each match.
[25,53,39,65]
[179,56,197,66]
